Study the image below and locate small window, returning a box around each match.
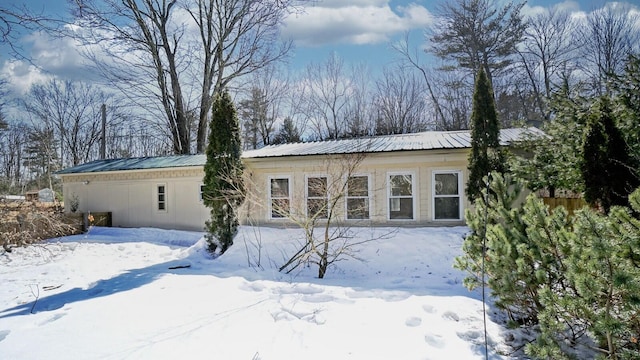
[388,173,414,220]
[433,171,462,220]
[346,175,370,220]
[269,177,290,219]
[306,176,328,219]
[157,184,167,211]
[199,184,205,202]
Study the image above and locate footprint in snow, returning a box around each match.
[457,329,484,343]
[0,330,9,342]
[442,311,460,322]
[424,333,445,348]
[405,316,422,327]
[39,313,67,326]
[422,304,436,314]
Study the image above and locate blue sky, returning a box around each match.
[1,0,637,96]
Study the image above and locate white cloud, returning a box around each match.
[24,30,95,81]
[519,1,581,19]
[282,1,434,47]
[311,0,390,8]
[1,60,51,95]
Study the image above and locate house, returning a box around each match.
[56,127,543,231]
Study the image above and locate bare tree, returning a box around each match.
[0,4,63,59]
[343,63,374,138]
[238,65,290,149]
[239,87,270,149]
[577,4,640,95]
[299,53,352,140]
[69,0,298,154]
[392,32,448,130]
[373,64,429,135]
[22,123,59,190]
[303,53,349,140]
[433,70,473,130]
[0,123,27,191]
[268,152,392,278]
[515,7,579,122]
[430,0,526,85]
[21,79,112,167]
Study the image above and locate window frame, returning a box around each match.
[345,174,371,220]
[156,183,168,212]
[268,175,292,220]
[199,183,205,202]
[305,174,329,219]
[432,170,463,221]
[387,171,417,221]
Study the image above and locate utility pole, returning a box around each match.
[100,104,106,159]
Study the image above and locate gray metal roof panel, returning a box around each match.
[56,154,207,175]
[242,127,541,159]
[57,128,543,174]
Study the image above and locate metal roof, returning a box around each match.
[56,154,207,175]
[242,127,544,159]
[56,127,543,175]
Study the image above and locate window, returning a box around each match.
[157,184,167,211]
[306,176,328,219]
[346,175,370,220]
[199,184,205,202]
[269,177,290,219]
[433,171,462,220]
[388,173,414,220]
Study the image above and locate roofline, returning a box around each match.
[56,164,204,177]
[242,146,472,160]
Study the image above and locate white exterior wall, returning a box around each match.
[242,149,471,226]
[60,148,472,230]
[61,167,209,231]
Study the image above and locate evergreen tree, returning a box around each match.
[203,90,244,254]
[467,67,504,201]
[612,54,640,168]
[530,189,640,359]
[581,98,639,213]
[272,117,302,144]
[455,172,571,325]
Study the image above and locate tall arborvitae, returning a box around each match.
[467,67,504,201]
[581,97,639,213]
[203,89,245,254]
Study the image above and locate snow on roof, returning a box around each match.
[56,127,543,174]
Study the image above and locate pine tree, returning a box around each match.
[203,90,244,254]
[467,67,505,201]
[581,97,639,213]
[455,172,570,324]
[530,191,640,359]
[272,117,302,144]
[509,87,588,197]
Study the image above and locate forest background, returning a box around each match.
[0,0,638,195]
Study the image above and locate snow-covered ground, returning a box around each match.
[0,226,517,359]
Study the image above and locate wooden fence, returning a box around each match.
[541,197,587,217]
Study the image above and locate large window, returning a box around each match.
[157,184,167,211]
[433,171,462,220]
[388,173,415,220]
[346,175,370,220]
[306,176,328,219]
[269,177,291,219]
